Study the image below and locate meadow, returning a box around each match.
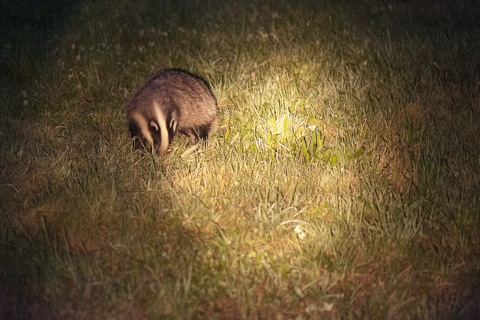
[1,0,479,318]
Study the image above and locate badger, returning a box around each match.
[126,69,217,156]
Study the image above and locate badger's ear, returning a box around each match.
[150,120,159,132]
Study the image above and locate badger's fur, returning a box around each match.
[126,69,217,156]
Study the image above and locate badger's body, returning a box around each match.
[126,69,217,156]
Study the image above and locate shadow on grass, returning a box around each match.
[1,196,202,319]
[0,1,80,318]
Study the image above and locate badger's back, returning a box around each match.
[150,69,217,130]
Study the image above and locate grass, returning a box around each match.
[1,0,480,318]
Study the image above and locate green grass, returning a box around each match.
[1,0,480,318]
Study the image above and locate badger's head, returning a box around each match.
[128,102,177,156]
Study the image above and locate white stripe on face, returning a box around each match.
[153,101,170,155]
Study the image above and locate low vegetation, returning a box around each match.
[1,0,479,318]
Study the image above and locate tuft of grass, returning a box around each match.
[1,0,480,318]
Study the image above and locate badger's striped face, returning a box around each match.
[129,101,177,156]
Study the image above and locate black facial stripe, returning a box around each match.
[149,120,162,148]
[165,112,176,144]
